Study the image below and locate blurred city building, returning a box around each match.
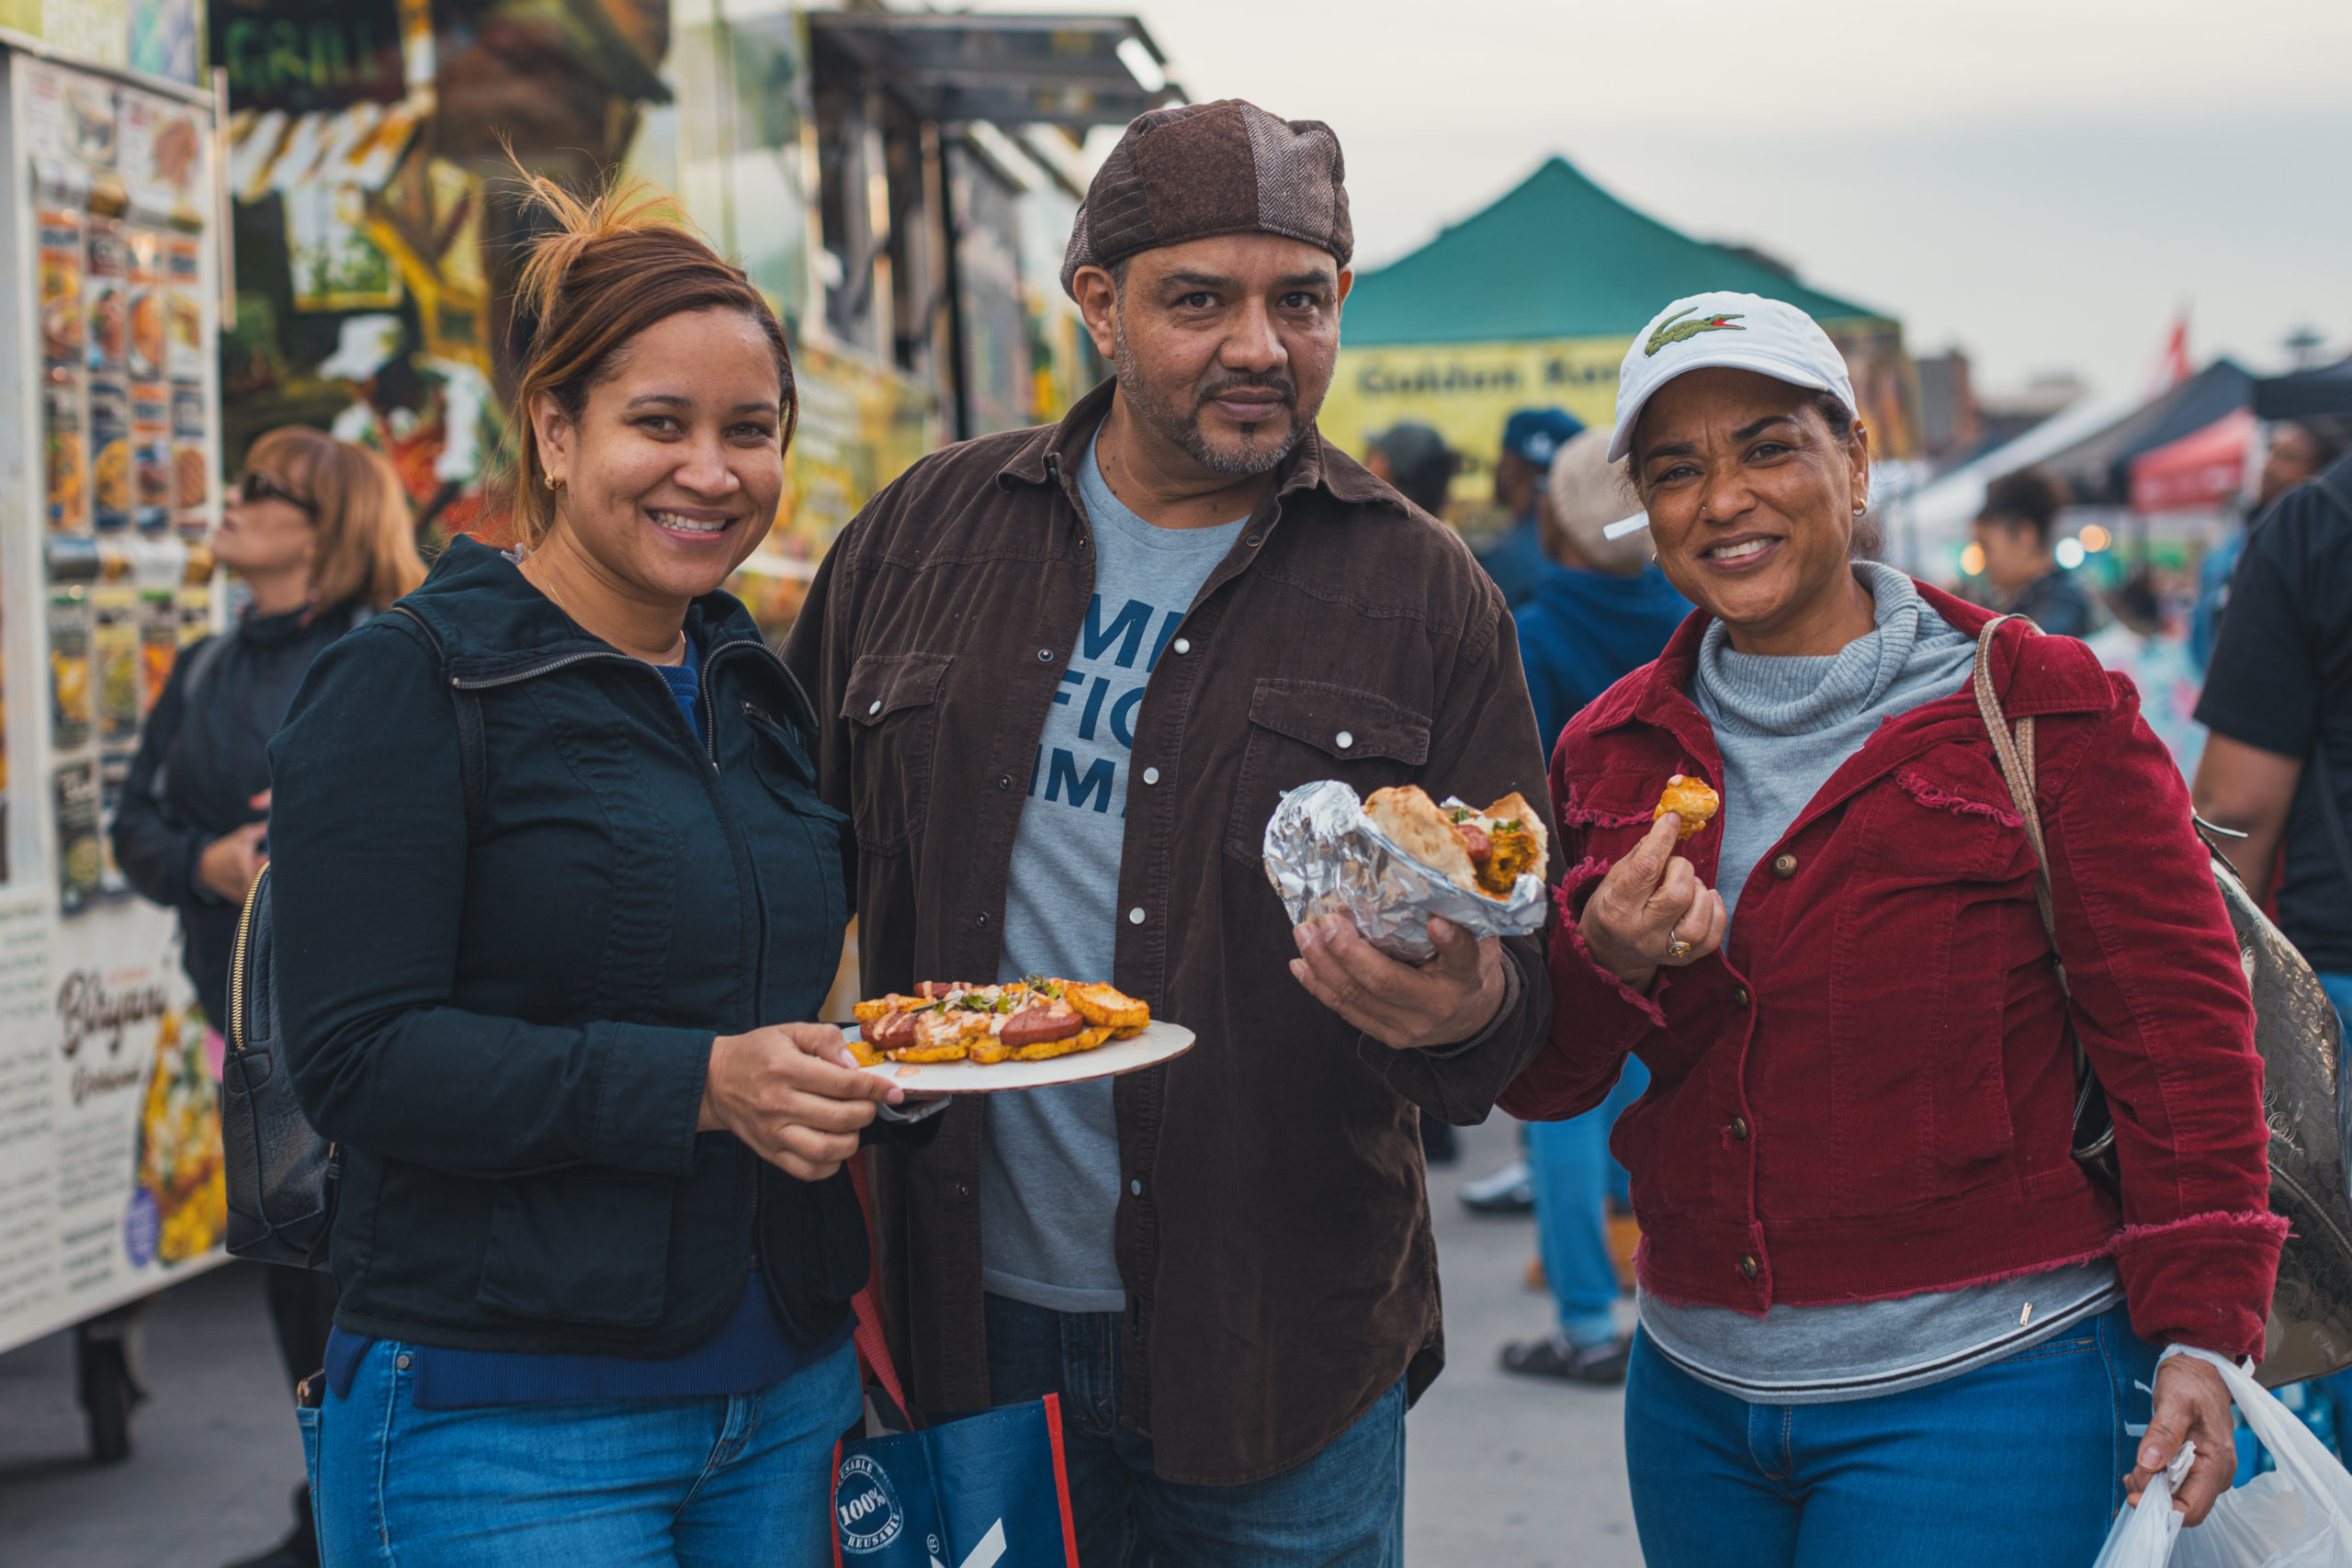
[211,0,1179,636]
[1913,348,1983,465]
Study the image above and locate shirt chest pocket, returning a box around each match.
[842,651,952,854]
[1222,678,1431,863]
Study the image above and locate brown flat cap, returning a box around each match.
[1060,99,1351,297]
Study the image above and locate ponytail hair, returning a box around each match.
[491,169,796,548]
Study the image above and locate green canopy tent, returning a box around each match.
[1321,156,1916,493]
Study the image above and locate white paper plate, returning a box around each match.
[849,1019,1196,1094]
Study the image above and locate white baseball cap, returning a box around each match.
[1607,291,1858,464]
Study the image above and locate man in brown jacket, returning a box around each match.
[785,99,1555,1563]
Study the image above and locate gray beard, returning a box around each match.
[1111,320,1306,478]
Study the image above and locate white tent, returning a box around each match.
[1904,391,2145,549]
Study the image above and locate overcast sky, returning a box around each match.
[985,0,2352,400]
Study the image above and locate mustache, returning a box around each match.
[1194,372,1297,413]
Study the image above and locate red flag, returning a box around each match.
[2145,313,2193,396]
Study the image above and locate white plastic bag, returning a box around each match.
[2094,1439,2193,1568]
[2092,1346,2352,1567]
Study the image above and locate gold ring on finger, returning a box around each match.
[1665,939,1693,961]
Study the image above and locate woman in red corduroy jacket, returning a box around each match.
[1502,293,2282,1568]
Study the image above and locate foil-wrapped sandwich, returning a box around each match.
[1262,780,1550,962]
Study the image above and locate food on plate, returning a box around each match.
[848,978,1149,1068]
[1654,773,1720,840]
[1363,784,1549,899]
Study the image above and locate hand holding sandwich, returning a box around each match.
[1579,813,1727,994]
[1291,914,1508,1050]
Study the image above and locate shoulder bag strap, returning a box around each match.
[1975,614,2123,1173]
[1972,614,2067,996]
[846,1153,911,1429]
[385,605,486,840]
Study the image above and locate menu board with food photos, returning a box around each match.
[15,51,221,928]
[0,47,225,1359]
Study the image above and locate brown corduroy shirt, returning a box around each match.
[782,380,1556,1483]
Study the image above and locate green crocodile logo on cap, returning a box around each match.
[1645,308,1747,356]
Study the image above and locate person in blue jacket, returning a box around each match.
[1503,423,1690,1383]
[1475,407,1584,608]
[269,177,925,1567]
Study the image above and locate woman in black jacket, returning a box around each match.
[114,425,422,1568]
[268,180,912,1565]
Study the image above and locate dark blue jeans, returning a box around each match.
[1624,1303,2158,1567]
[981,1293,1405,1567]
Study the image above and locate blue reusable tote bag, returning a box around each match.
[835,1157,1079,1568]
[831,1394,1080,1568]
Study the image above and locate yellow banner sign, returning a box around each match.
[1321,324,1917,508]
[1319,336,1626,505]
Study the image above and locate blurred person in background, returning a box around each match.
[1972,468,2092,637]
[1363,421,1456,517]
[2194,440,2352,1025]
[2191,416,2352,671]
[1510,292,2278,1564]
[1367,419,1467,1167]
[1500,424,1689,1383]
[1476,407,1583,609]
[1454,408,1592,1213]
[113,426,424,1568]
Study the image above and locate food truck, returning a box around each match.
[0,14,229,1459]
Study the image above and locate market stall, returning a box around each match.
[1318,154,1918,518]
[0,12,231,1460]
[2130,406,2255,516]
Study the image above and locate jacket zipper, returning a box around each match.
[452,635,806,1272]
[228,861,267,1054]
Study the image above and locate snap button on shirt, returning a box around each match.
[1130,1179,1144,1197]
[1336,730,1354,750]
[1142,767,1160,784]
[868,699,882,715]
[1127,907,1146,924]
[1772,853,1799,878]
[1170,637,1190,655]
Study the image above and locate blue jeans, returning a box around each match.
[1529,1057,1648,1345]
[981,1293,1405,1567]
[1624,1303,2158,1567]
[300,1337,859,1566]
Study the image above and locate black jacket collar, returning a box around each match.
[395,536,769,684]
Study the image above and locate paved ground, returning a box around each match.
[0,1115,1638,1566]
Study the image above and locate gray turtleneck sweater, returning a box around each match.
[1696,561,1976,919]
[1637,563,2121,1404]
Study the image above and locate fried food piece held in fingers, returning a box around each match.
[1655,773,1720,841]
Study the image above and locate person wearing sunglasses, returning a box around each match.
[113,424,424,1568]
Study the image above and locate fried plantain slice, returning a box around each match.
[1010,1024,1117,1062]
[1064,981,1148,1032]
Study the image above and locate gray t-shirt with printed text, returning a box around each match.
[978,427,1247,1313]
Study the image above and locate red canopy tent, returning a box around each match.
[2129,407,2254,513]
